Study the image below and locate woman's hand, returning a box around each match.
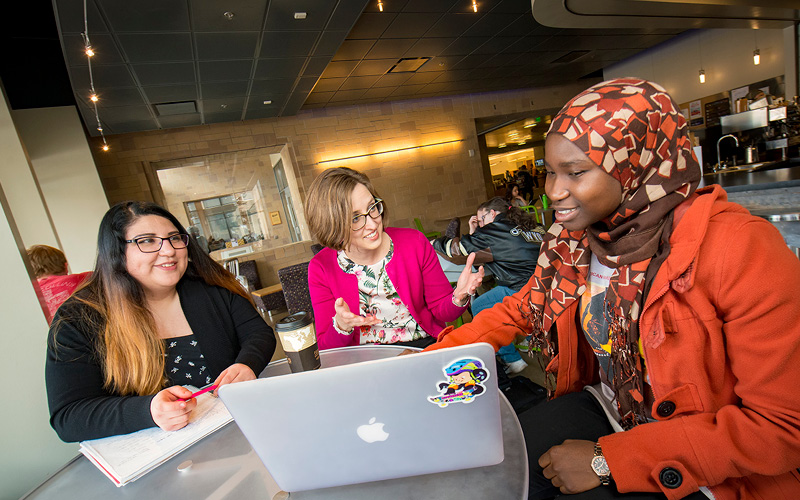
[453,253,484,305]
[333,297,380,332]
[150,386,198,432]
[539,439,600,495]
[468,215,479,235]
[213,363,256,393]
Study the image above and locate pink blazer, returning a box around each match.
[308,227,467,350]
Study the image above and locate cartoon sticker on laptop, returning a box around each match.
[428,358,489,407]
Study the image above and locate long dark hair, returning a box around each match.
[478,196,540,231]
[67,201,251,395]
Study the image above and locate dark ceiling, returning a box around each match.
[2,0,691,137]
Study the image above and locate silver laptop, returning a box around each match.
[218,343,504,492]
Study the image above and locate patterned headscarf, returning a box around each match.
[523,78,701,428]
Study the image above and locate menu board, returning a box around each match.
[704,98,732,127]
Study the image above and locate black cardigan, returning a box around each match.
[45,277,276,442]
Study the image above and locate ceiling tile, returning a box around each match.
[204,110,245,124]
[190,0,267,31]
[313,78,345,92]
[439,37,490,56]
[105,120,160,134]
[199,60,254,81]
[295,76,319,93]
[201,97,246,113]
[389,84,427,96]
[315,30,349,56]
[463,13,521,37]
[352,59,396,76]
[62,34,123,66]
[401,0,459,12]
[304,91,335,104]
[54,0,108,34]
[159,114,203,129]
[100,105,154,123]
[382,13,441,38]
[348,13,396,39]
[245,106,282,119]
[331,40,376,61]
[196,32,259,60]
[372,73,413,87]
[247,95,287,110]
[472,36,517,55]
[327,0,373,31]
[403,37,457,58]
[102,0,190,32]
[201,81,249,98]
[492,0,533,14]
[339,75,381,90]
[496,14,536,37]
[362,86,395,98]
[264,0,337,31]
[133,62,196,86]
[250,78,296,94]
[415,56,460,72]
[320,60,359,78]
[118,34,193,63]
[404,72,440,84]
[303,56,332,77]
[426,13,479,37]
[365,39,417,59]
[329,89,366,102]
[254,58,307,79]
[261,31,320,57]
[143,85,198,103]
[69,65,135,88]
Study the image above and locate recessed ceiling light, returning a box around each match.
[220,104,228,109]
[294,12,307,19]
[223,11,235,20]
[263,100,272,105]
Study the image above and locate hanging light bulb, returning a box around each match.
[89,93,99,102]
[472,0,478,12]
[85,45,95,57]
[699,69,706,84]
[377,1,383,11]
[102,143,110,152]
[753,49,760,65]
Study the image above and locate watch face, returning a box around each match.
[591,455,611,476]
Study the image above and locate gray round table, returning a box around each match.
[23,345,529,500]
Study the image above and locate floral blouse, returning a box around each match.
[336,242,427,344]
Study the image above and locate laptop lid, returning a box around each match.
[218,343,504,492]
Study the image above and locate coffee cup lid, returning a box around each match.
[275,311,312,331]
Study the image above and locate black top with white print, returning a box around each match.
[163,334,211,387]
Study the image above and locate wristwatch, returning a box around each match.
[591,442,612,486]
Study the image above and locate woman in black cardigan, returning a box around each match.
[46,201,276,442]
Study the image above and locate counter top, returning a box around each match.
[700,158,800,192]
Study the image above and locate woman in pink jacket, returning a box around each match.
[304,167,483,350]
[425,79,800,499]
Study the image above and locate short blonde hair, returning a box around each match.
[304,167,385,250]
[27,245,68,279]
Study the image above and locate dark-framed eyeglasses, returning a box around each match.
[478,211,491,227]
[125,234,190,253]
[351,199,384,231]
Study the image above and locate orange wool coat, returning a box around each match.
[426,185,800,500]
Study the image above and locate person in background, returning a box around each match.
[305,167,483,351]
[46,201,275,442]
[189,226,209,254]
[433,197,544,374]
[505,182,529,208]
[27,244,92,324]
[516,164,535,202]
[424,79,800,499]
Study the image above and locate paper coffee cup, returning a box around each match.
[275,312,320,372]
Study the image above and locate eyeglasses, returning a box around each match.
[351,199,384,231]
[125,234,190,253]
[478,211,492,227]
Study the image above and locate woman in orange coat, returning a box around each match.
[425,78,800,499]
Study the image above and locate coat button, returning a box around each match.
[657,400,676,417]
[659,467,682,489]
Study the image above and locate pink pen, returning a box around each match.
[180,384,218,401]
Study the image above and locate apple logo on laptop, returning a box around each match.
[356,417,389,443]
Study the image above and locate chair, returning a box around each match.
[277,262,313,316]
[310,243,324,255]
[413,218,441,239]
[518,205,541,224]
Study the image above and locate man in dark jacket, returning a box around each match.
[434,197,544,373]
